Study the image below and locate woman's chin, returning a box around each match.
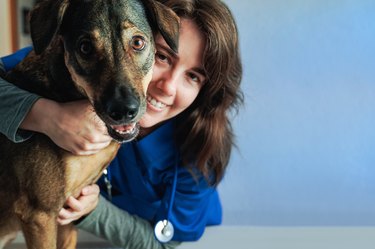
[139,114,168,130]
[139,116,156,129]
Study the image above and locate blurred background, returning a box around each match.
[1,0,375,227]
[220,0,375,226]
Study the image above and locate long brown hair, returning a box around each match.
[158,0,244,185]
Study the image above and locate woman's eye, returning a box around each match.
[156,52,168,61]
[188,72,200,83]
[131,36,146,51]
[155,52,170,65]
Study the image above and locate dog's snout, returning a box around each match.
[107,94,139,123]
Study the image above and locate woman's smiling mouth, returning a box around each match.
[147,95,168,110]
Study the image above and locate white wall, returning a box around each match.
[220,0,375,225]
[0,1,12,55]
[15,0,33,49]
[0,0,34,56]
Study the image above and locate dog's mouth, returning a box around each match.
[107,122,140,143]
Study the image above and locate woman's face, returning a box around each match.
[139,18,206,129]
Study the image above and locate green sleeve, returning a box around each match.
[0,60,40,142]
[76,195,181,249]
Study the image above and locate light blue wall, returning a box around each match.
[219,0,375,225]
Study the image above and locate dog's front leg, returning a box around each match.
[57,224,77,249]
[20,210,58,249]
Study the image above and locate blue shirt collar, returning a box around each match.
[133,119,178,169]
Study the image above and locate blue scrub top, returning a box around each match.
[1,46,33,72]
[2,47,223,242]
[98,119,222,241]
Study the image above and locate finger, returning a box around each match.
[57,218,70,226]
[57,216,76,226]
[89,140,112,151]
[75,149,105,156]
[73,150,98,156]
[58,207,69,218]
[81,184,100,196]
[83,132,112,144]
[58,207,75,220]
[73,146,108,156]
[65,196,83,212]
[73,141,112,156]
[92,135,112,144]
[57,207,81,225]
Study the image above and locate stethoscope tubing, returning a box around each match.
[154,154,179,242]
[103,153,179,243]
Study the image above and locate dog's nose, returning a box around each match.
[107,96,139,122]
[109,106,137,122]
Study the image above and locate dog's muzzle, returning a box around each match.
[107,122,140,143]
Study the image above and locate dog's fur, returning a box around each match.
[0,0,179,248]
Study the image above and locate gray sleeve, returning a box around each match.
[0,59,41,142]
[76,195,181,249]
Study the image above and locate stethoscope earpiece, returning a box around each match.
[154,219,174,243]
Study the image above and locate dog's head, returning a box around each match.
[29,0,179,142]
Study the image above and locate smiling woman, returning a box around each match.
[139,18,206,132]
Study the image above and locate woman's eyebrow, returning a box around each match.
[156,42,206,77]
[156,42,178,58]
[192,67,206,77]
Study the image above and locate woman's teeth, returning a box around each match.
[147,96,166,109]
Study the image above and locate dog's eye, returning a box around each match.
[79,40,93,55]
[131,36,146,51]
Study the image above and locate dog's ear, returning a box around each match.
[142,0,180,53]
[29,0,70,54]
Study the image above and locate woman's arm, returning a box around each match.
[58,188,181,248]
[76,195,181,249]
[0,59,40,142]
[1,54,112,155]
[59,168,219,246]
[21,98,112,155]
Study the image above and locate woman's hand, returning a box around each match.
[21,98,112,155]
[57,184,100,225]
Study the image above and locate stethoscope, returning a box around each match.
[102,156,178,243]
[154,161,178,242]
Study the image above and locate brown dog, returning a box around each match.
[0,0,179,248]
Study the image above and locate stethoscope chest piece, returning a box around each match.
[154,219,174,243]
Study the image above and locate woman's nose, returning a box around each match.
[156,71,178,96]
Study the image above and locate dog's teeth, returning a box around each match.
[115,126,135,135]
[112,123,137,136]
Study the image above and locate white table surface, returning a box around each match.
[7,226,375,249]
